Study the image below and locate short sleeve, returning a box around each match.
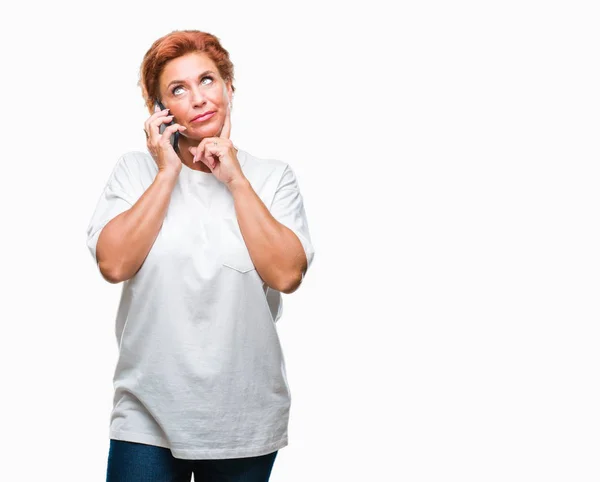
[85,156,137,271]
[269,164,315,278]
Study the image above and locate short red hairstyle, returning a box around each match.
[138,30,236,114]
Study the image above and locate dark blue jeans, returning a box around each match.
[106,439,278,482]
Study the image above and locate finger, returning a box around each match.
[154,114,174,126]
[151,107,170,120]
[195,140,214,167]
[152,114,174,135]
[205,149,217,169]
[192,142,202,163]
[161,123,186,142]
[146,110,172,137]
[200,152,217,170]
[193,138,211,163]
[189,146,202,163]
[206,141,223,169]
[145,106,162,134]
[197,156,211,170]
[145,107,159,135]
[220,102,231,139]
[192,141,210,167]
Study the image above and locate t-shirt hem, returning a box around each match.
[109,429,288,460]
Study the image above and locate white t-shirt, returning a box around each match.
[85,147,315,459]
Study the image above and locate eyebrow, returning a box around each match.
[167,70,216,88]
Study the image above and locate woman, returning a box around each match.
[85,30,315,482]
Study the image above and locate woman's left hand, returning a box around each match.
[188,102,244,187]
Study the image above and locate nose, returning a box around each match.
[189,85,208,107]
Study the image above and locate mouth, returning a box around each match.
[191,111,216,122]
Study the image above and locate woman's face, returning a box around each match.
[158,52,232,141]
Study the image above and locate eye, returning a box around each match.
[171,76,214,95]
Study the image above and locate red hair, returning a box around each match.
[138,30,236,114]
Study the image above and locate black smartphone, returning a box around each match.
[154,99,180,153]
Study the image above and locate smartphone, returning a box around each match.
[154,99,180,153]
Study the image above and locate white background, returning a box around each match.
[1,0,598,480]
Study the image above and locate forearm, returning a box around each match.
[227,177,306,293]
[96,171,178,283]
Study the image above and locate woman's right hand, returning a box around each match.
[144,105,187,176]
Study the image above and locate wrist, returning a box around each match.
[156,169,179,185]
[226,176,250,194]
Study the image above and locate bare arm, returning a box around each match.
[227,177,307,294]
[96,171,178,283]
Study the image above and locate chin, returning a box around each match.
[202,129,221,138]
[186,129,217,139]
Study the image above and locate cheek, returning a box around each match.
[175,110,185,122]
[209,94,225,107]
[169,107,185,122]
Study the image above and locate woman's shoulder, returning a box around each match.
[118,150,156,170]
[103,150,158,193]
[114,150,159,179]
[240,148,290,180]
